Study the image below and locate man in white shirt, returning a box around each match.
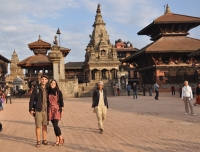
[182,81,196,116]
[92,81,109,134]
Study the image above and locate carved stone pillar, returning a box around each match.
[48,45,62,83]
[59,57,65,79]
[99,70,102,81]
[89,70,92,80]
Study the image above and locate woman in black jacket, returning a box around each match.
[48,79,64,146]
[194,83,200,106]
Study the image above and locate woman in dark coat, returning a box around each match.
[194,83,200,106]
[48,79,64,146]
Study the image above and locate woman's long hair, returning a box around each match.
[49,79,59,90]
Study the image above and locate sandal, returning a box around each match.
[53,141,59,146]
[58,139,64,146]
[36,141,41,147]
[42,140,50,145]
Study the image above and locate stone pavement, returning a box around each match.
[0,92,200,152]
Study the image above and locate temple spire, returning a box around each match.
[38,35,41,41]
[96,4,101,14]
[165,4,171,14]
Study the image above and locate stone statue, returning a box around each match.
[53,36,58,46]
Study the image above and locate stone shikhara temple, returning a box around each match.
[123,5,200,85]
[84,4,121,82]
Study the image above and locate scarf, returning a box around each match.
[49,87,58,96]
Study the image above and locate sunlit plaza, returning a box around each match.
[0,93,200,152]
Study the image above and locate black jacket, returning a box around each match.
[29,84,48,112]
[92,88,108,108]
[48,90,64,112]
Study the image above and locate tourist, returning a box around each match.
[113,85,118,97]
[92,81,109,134]
[0,91,5,111]
[117,87,120,96]
[5,86,12,104]
[148,84,152,96]
[133,83,137,99]
[179,85,182,98]
[194,83,200,106]
[48,79,64,146]
[154,82,159,100]
[142,85,146,96]
[182,81,196,116]
[126,84,131,96]
[171,85,175,95]
[29,75,50,147]
[192,85,196,98]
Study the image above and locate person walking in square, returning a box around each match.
[182,81,196,116]
[5,86,12,104]
[179,85,182,98]
[48,79,64,146]
[194,83,200,106]
[113,85,118,97]
[92,81,108,134]
[142,85,146,96]
[154,82,159,100]
[192,85,196,98]
[126,84,131,96]
[171,85,175,95]
[29,75,50,147]
[132,83,137,99]
[148,84,152,96]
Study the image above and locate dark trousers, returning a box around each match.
[180,92,182,98]
[143,91,146,96]
[6,96,12,104]
[172,90,175,95]
[51,119,61,136]
[127,90,130,96]
[193,92,195,98]
[155,91,159,99]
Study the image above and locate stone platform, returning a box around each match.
[0,93,200,152]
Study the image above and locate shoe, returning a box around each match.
[100,129,104,134]
[36,141,41,147]
[185,113,189,115]
[194,104,197,106]
[53,141,59,146]
[192,114,196,116]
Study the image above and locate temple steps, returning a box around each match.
[78,80,114,97]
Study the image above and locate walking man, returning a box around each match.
[133,83,137,99]
[5,86,12,104]
[171,85,175,95]
[142,85,146,96]
[29,75,50,147]
[154,82,159,100]
[148,84,152,96]
[182,81,196,116]
[113,85,118,97]
[92,81,108,134]
[126,84,131,96]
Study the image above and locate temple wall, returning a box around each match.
[59,78,78,98]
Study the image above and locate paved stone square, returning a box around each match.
[0,92,200,152]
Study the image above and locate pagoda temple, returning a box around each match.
[17,35,70,87]
[83,4,120,82]
[123,5,200,85]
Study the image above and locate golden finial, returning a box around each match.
[165,4,171,14]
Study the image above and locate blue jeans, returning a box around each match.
[133,91,137,99]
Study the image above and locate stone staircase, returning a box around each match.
[78,80,114,97]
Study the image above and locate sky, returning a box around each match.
[0,0,200,63]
